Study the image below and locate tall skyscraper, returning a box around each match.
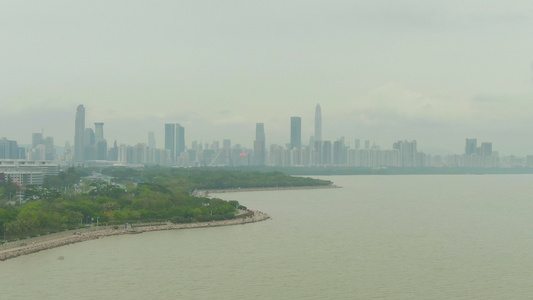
[108,140,119,161]
[94,123,107,160]
[480,142,492,157]
[44,136,55,160]
[165,123,185,163]
[84,128,96,160]
[314,104,322,142]
[254,123,266,166]
[165,124,176,162]
[176,125,185,158]
[74,104,85,162]
[148,132,156,149]
[256,123,265,143]
[290,117,301,150]
[0,138,21,159]
[94,123,104,142]
[290,117,302,165]
[465,138,477,155]
[333,138,347,165]
[84,128,95,147]
[32,133,43,148]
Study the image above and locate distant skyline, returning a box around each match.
[1,1,533,155]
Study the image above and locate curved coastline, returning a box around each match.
[200,184,341,195]
[0,210,269,261]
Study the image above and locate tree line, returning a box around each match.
[0,167,331,241]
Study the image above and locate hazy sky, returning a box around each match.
[1,1,533,155]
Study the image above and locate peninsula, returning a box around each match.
[0,167,332,260]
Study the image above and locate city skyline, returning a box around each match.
[60,104,513,168]
[0,102,531,158]
[1,2,533,155]
[0,102,529,174]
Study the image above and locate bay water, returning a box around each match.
[1,175,533,299]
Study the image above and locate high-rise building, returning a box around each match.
[30,133,55,160]
[148,132,156,149]
[465,138,477,156]
[393,140,418,167]
[212,141,220,152]
[223,139,231,149]
[44,136,55,160]
[290,117,301,150]
[290,116,301,165]
[165,123,185,163]
[74,105,85,162]
[480,142,492,157]
[314,104,322,142]
[94,123,104,142]
[96,140,107,161]
[108,140,119,161]
[94,122,107,160]
[165,124,176,162]
[32,133,43,148]
[253,123,266,166]
[256,123,265,143]
[333,138,347,165]
[322,140,332,165]
[0,138,21,159]
[134,143,148,164]
[176,125,185,160]
[84,128,95,146]
[84,128,96,161]
[28,144,45,160]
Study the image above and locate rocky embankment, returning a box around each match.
[0,210,269,261]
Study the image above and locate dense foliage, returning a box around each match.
[100,167,333,190]
[0,167,330,241]
[42,167,91,189]
[0,176,20,204]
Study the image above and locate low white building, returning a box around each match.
[0,169,44,186]
[0,160,60,186]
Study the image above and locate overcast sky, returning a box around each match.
[1,1,532,155]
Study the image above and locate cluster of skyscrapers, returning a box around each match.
[1,103,532,186]
[73,105,109,162]
[64,103,431,168]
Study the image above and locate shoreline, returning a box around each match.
[1,185,334,261]
[0,210,269,262]
[201,184,341,195]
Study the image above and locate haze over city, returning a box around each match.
[4,3,533,297]
[2,1,533,155]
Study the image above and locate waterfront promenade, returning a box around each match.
[0,210,269,261]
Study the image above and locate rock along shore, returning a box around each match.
[0,210,269,262]
[195,184,340,197]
